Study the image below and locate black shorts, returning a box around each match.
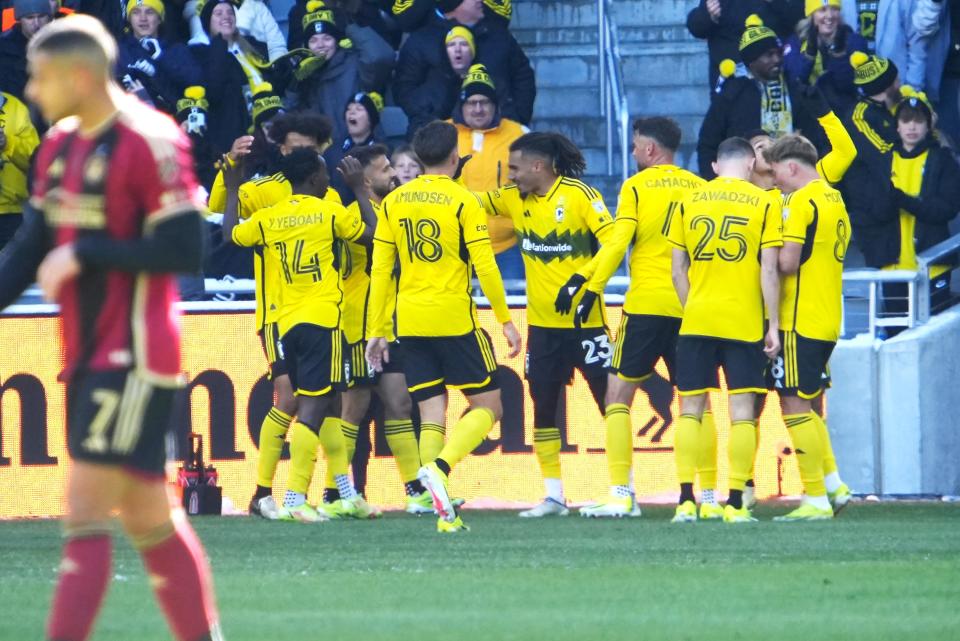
[675,336,767,396]
[345,340,375,388]
[610,313,681,383]
[398,329,499,402]
[525,326,611,383]
[767,331,835,399]
[258,322,288,380]
[280,324,346,397]
[67,370,177,476]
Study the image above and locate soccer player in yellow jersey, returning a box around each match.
[564,118,711,518]
[224,149,378,523]
[476,132,614,517]
[366,121,522,532]
[763,135,852,521]
[320,143,434,515]
[668,137,783,524]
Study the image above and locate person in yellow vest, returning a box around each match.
[0,90,39,249]
[883,86,960,319]
[450,63,529,280]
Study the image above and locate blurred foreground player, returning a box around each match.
[0,15,221,641]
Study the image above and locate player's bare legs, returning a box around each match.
[250,374,297,518]
[376,373,428,510]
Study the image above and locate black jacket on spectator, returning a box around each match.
[838,97,899,267]
[686,0,803,91]
[696,74,825,178]
[190,35,270,156]
[394,13,535,137]
[77,0,190,41]
[117,35,202,114]
[893,139,960,258]
[0,25,28,100]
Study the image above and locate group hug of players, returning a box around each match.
[221,87,857,532]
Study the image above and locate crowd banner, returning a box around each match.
[0,308,800,517]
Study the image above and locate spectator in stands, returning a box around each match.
[0,0,54,99]
[697,15,826,178]
[838,52,902,267]
[175,85,219,190]
[326,90,384,201]
[784,0,869,113]
[910,0,953,114]
[74,0,188,40]
[840,0,876,51]
[0,90,39,249]
[386,0,511,33]
[873,0,947,100]
[190,0,272,155]
[118,0,202,114]
[883,86,960,312]
[394,0,535,137]
[687,0,804,91]
[451,64,528,279]
[934,0,960,147]
[186,0,286,60]
[287,1,394,145]
[447,25,476,81]
[391,143,423,184]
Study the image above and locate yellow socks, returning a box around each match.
[728,420,757,492]
[785,413,826,497]
[384,419,421,483]
[697,410,718,491]
[419,422,446,465]
[674,413,700,485]
[287,421,320,495]
[317,416,348,478]
[533,426,562,480]
[811,412,839,477]
[437,407,496,469]
[604,404,632,487]
[256,407,292,489]
[324,419,360,491]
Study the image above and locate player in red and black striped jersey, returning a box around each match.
[0,16,222,641]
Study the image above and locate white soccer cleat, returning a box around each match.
[278,502,329,523]
[518,498,570,518]
[249,495,281,520]
[743,484,757,509]
[418,462,455,522]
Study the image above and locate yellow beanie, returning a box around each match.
[445,26,475,56]
[126,0,165,21]
[805,0,841,17]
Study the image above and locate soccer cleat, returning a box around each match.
[343,495,382,519]
[671,500,698,523]
[829,483,852,515]
[278,503,328,523]
[405,491,436,515]
[743,484,757,509]
[418,462,455,522]
[628,493,642,518]
[579,495,633,518]
[518,498,569,518]
[698,502,724,520]
[773,502,834,522]
[249,495,280,520]
[318,500,349,519]
[437,516,469,533]
[451,497,467,509]
[722,504,757,524]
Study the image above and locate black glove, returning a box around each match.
[574,290,598,329]
[554,273,586,315]
[797,84,832,119]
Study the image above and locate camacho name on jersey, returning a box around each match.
[478,177,613,328]
[667,177,783,343]
[232,194,364,336]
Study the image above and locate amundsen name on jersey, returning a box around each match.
[395,191,454,206]
[692,190,761,207]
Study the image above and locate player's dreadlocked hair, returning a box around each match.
[280,147,325,186]
[509,132,587,178]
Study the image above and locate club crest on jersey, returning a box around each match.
[84,148,109,186]
[555,196,566,222]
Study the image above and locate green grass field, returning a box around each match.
[1,503,958,641]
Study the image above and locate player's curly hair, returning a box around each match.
[270,112,334,148]
[279,147,325,185]
[509,132,586,178]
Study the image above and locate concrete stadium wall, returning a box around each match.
[829,308,960,496]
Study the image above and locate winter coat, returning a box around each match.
[0,92,39,215]
[892,138,960,258]
[288,47,366,145]
[696,73,826,178]
[686,0,804,91]
[187,0,286,61]
[783,25,870,115]
[394,13,535,137]
[0,25,27,100]
[117,35,202,114]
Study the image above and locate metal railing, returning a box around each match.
[597,0,630,182]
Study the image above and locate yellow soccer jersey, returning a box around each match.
[583,165,705,318]
[479,177,614,328]
[667,177,783,343]
[341,200,385,344]
[369,174,510,338]
[232,194,364,336]
[780,180,850,342]
[232,172,342,330]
